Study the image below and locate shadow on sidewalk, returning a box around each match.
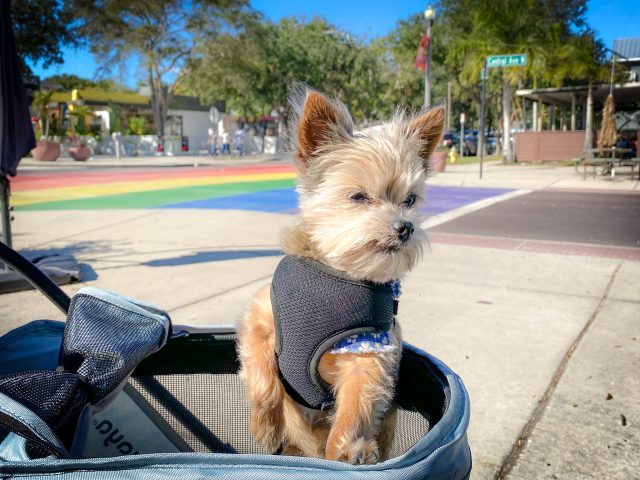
[143,249,283,267]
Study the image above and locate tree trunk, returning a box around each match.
[149,68,167,145]
[502,77,513,163]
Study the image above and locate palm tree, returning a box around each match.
[443,0,604,162]
[31,90,55,139]
[68,104,93,136]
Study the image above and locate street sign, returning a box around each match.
[486,54,527,68]
[480,67,488,80]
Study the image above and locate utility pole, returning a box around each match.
[460,112,465,158]
[423,6,436,108]
[447,82,452,131]
[479,60,487,179]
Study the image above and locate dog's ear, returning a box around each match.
[295,90,353,168]
[407,107,446,173]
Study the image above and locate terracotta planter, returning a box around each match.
[30,140,61,162]
[69,145,91,161]
[431,151,447,173]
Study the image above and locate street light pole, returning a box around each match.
[479,58,487,179]
[460,112,465,158]
[424,6,435,108]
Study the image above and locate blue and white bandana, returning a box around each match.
[329,330,396,353]
[329,279,401,354]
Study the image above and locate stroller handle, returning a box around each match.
[0,241,71,314]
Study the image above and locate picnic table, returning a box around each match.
[575,147,640,180]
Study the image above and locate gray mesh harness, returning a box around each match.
[271,255,396,410]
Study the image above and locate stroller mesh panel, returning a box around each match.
[123,333,443,459]
[128,374,431,458]
[130,374,265,454]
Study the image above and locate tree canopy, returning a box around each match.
[70,0,253,138]
[25,0,608,150]
[42,74,131,92]
[182,16,387,125]
[12,0,75,74]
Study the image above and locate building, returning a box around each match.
[46,87,224,154]
[514,38,640,162]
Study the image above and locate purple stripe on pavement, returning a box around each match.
[160,185,512,216]
[423,186,514,216]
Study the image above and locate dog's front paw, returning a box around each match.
[332,438,380,465]
[251,408,283,453]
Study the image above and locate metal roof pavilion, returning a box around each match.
[613,38,640,62]
[516,82,640,111]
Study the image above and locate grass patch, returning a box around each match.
[450,154,501,165]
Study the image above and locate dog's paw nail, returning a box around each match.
[341,438,379,465]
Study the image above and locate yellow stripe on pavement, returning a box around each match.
[12,172,297,206]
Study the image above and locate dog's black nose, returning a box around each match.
[393,221,414,242]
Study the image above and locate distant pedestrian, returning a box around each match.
[221,129,230,155]
[234,128,245,156]
[207,128,217,156]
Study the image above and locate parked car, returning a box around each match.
[486,134,497,155]
[444,130,497,156]
[442,131,460,150]
[463,134,477,156]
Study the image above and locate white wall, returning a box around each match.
[167,109,211,152]
[94,110,110,134]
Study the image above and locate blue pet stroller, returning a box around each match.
[0,242,471,479]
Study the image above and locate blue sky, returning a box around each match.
[29,0,640,86]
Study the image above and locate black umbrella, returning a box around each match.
[0,0,36,248]
[0,0,81,293]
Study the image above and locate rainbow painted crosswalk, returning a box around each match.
[11,164,512,215]
[12,165,297,211]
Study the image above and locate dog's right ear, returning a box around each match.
[295,90,353,169]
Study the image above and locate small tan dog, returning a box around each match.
[237,87,444,464]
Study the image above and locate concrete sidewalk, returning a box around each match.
[428,161,640,192]
[17,153,284,169]
[1,161,639,479]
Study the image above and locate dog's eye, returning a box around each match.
[403,193,417,207]
[349,191,371,203]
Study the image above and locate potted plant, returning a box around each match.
[431,143,449,173]
[128,116,148,136]
[30,91,61,162]
[68,104,93,161]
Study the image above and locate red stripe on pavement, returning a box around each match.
[429,232,640,261]
[545,187,640,195]
[12,164,295,191]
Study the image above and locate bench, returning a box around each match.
[619,158,640,180]
[573,157,611,179]
[573,157,640,180]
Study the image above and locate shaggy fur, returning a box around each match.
[237,87,445,464]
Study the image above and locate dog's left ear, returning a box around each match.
[407,107,446,172]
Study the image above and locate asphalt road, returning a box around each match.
[431,190,640,248]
